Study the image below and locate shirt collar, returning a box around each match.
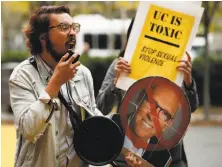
[35,55,53,85]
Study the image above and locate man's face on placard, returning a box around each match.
[130,84,180,141]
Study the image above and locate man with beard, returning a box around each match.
[9,6,102,167]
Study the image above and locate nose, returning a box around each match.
[69,27,77,36]
[146,112,152,121]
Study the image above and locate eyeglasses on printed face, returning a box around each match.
[139,101,174,122]
[49,22,81,34]
[154,100,174,122]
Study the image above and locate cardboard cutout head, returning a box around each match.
[120,76,190,151]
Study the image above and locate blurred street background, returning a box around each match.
[1,1,222,167]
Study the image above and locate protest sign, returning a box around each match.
[116,1,204,91]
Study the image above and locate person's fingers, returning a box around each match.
[116,61,131,71]
[67,53,78,64]
[116,64,131,72]
[126,160,134,167]
[127,151,133,157]
[115,57,131,76]
[137,160,142,167]
[127,153,133,159]
[114,67,121,73]
[60,53,69,62]
[132,155,137,165]
[71,61,81,69]
[125,156,133,166]
[117,58,130,66]
[132,156,143,167]
[186,51,192,62]
[116,62,130,68]
[118,57,129,64]
[176,67,190,75]
[177,60,192,68]
[126,161,134,167]
[116,58,130,66]
[128,153,137,164]
[176,63,192,72]
[125,152,133,161]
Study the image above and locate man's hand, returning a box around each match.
[125,152,143,167]
[52,53,80,85]
[176,52,193,87]
[45,53,80,98]
[113,57,131,85]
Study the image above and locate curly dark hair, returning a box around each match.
[24,6,70,55]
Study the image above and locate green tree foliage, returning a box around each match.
[201,1,221,119]
[193,52,222,106]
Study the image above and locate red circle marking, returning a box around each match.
[120,76,190,151]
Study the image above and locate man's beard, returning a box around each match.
[46,39,65,62]
[46,36,76,62]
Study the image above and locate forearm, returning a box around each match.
[96,82,119,115]
[45,75,61,98]
[96,59,120,115]
[183,78,199,113]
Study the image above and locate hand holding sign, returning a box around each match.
[122,147,153,167]
[114,57,131,85]
[177,52,193,87]
[116,1,204,91]
[125,152,143,167]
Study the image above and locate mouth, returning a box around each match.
[142,119,153,129]
[69,40,76,44]
[66,39,76,49]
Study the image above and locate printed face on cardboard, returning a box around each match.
[120,76,190,152]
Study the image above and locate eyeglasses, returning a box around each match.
[154,100,174,122]
[49,22,81,34]
[139,101,174,122]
